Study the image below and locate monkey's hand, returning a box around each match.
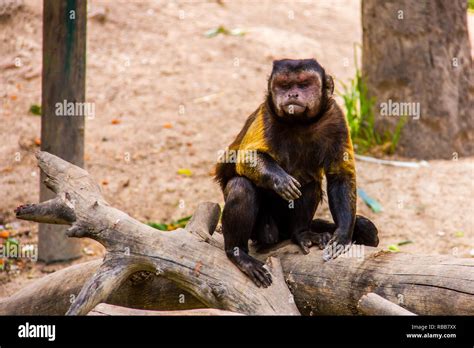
[271,173,302,201]
[293,230,332,255]
[322,228,352,261]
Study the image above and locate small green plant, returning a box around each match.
[388,115,407,154]
[387,240,413,252]
[29,104,42,116]
[339,45,406,155]
[147,215,192,231]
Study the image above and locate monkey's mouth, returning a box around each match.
[283,103,306,115]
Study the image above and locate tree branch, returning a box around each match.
[66,255,152,315]
[358,292,416,315]
[14,151,300,316]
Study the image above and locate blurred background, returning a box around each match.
[0,0,473,296]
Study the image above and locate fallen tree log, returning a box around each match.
[0,260,207,315]
[1,151,473,315]
[11,152,299,316]
[2,243,473,315]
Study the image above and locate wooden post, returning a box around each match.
[39,0,87,262]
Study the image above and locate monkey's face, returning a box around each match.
[270,70,323,121]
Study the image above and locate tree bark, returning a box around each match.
[2,152,473,316]
[362,0,474,159]
[39,0,87,262]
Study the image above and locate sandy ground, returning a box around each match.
[0,0,473,297]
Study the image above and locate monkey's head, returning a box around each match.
[267,59,334,122]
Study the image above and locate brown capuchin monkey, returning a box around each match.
[215,59,379,287]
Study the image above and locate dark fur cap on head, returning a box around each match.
[271,58,325,76]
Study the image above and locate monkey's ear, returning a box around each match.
[325,74,334,96]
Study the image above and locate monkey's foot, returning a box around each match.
[227,250,272,288]
[292,231,332,254]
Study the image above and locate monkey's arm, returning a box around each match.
[324,146,357,259]
[234,104,301,200]
[326,173,356,236]
[237,152,302,201]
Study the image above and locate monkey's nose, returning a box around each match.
[288,93,299,98]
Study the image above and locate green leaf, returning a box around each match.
[387,244,400,252]
[147,222,168,231]
[175,215,192,224]
[147,215,192,231]
[29,104,42,116]
[357,188,383,213]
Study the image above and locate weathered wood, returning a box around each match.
[3,151,473,316]
[1,244,473,316]
[14,152,300,316]
[358,292,416,316]
[3,241,472,316]
[89,303,241,316]
[66,256,143,315]
[40,0,87,262]
[0,260,206,315]
[258,244,474,315]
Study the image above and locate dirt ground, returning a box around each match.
[0,0,473,298]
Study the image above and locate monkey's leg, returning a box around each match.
[222,177,272,288]
[309,215,379,247]
[254,203,279,247]
[288,181,331,254]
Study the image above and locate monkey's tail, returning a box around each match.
[310,215,379,247]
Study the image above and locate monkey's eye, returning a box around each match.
[279,83,291,90]
[298,82,310,88]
